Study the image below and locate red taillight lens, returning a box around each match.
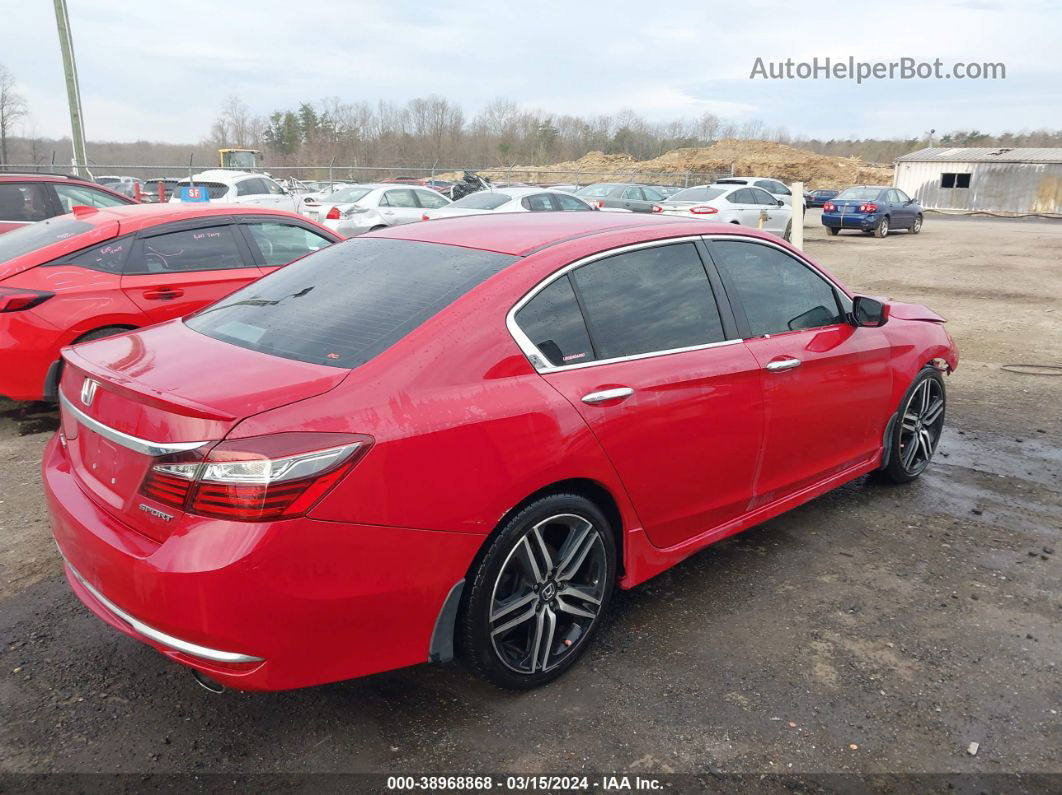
[689,206,718,215]
[325,206,341,220]
[823,202,835,212]
[859,203,878,213]
[0,287,54,313]
[651,204,662,213]
[597,199,605,208]
[138,432,372,521]
[421,213,430,221]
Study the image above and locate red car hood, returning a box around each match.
[888,301,946,323]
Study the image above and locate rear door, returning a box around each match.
[238,219,338,275]
[514,240,764,549]
[705,237,893,503]
[120,220,261,325]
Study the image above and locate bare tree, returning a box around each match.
[0,63,28,167]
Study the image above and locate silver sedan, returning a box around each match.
[302,184,452,235]
[422,187,594,219]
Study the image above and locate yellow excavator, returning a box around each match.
[218,149,261,169]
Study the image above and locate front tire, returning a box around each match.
[880,368,946,483]
[910,214,923,234]
[874,216,890,238]
[460,494,616,689]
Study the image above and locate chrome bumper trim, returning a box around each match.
[63,557,264,664]
[59,392,209,456]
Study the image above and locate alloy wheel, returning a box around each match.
[488,513,607,674]
[898,377,945,475]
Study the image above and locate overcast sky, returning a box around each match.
[5,0,1061,143]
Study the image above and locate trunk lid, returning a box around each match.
[58,320,348,542]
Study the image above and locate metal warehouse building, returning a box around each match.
[894,147,1062,216]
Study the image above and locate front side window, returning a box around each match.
[572,243,725,360]
[748,188,777,205]
[711,241,843,337]
[554,193,592,211]
[236,178,268,196]
[894,189,912,203]
[522,194,555,212]
[129,226,246,274]
[415,190,449,209]
[187,239,517,369]
[243,222,333,266]
[514,275,595,366]
[53,183,130,212]
[0,183,52,222]
[381,189,417,208]
[642,187,665,201]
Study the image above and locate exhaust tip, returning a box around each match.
[191,669,225,694]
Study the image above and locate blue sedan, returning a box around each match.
[821,186,923,238]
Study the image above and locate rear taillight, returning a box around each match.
[859,203,878,213]
[325,206,341,220]
[597,199,605,208]
[138,432,372,521]
[421,213,430,221]
[0,287,54,313]
[823,202,835,212]
[651,205,663,213]
[689,206,718,215]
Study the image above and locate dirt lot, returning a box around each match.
[0,213,1059,784]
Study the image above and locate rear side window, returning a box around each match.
[129,226,247,274]
[711,241,843,336]
[515,275,595,366]
[0,217,94,261]
[0,183,52,222]
[571,243,726,360]
[187,238,517,369]
[57,236,132,273]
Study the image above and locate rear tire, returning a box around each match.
[827,226,840,236]
[460,493,616,690]
[874,216,890,238]
[879,367,946,483]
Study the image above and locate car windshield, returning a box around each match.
[450,192,511,210]
[326,187,373,204]
[574,185,619,198]
[0,216,95,262]
[836,187,884,201]
[186,238,518,369]
[669,187,725,202]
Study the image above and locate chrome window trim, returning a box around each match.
[59,391,210,456]
[506,235,742,374]
[62,555,263,664]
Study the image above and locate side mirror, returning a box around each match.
[777,199,785,207]
[852,295,890,327]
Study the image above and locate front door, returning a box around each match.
[378,189,424,225]
[120,223,261,324]
[512,240,764,549]
[706,237,894,504]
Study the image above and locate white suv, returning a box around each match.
[169,170,301,212]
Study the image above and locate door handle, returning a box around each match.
[581,387,634,404]
[142,288,184,301]
[765,357,801,372]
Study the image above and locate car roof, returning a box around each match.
[0,173,104,184]
[53,203,307,233]
[371,210,777,256]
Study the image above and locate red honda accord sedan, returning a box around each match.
[0,204,340,402]
[44,212,958,691]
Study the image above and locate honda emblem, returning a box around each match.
[80,378,99,407]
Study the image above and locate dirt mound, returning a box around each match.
[445,140,892,189]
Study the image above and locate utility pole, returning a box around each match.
[53,0,89,178]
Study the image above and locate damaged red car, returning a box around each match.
[44,212,958,691]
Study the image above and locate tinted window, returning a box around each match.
[730,189,755,204]
[572,243,725,360]
[712,241,843,337]
[522,194,556,212]
[574,184,620,198]
[0,217,94,262]
[894,189,911,203]
[642,187,665,201]
[836,187,884,202]
[187,238,517,368]
[416,190,449,209]
[58,236,132,273]
[450,192,510,210]
[236,178,268,196]
[515,275,595,366]
[670,187,725,202]
[53,184,130,212]
[244,222,333,266]
[129,226,246,274]
[621,187,645,200]
[0,183,52,222]
[381,189,417,208]
[748,188,777,205]
[554,193,592,211]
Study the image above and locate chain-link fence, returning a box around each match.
[1,162,733,189]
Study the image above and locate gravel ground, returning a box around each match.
[0,212,1059,784]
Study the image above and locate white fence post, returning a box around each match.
[791,181,804,250]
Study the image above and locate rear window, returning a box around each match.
[327,187,372,204]
[176,181,229,199]
[669,187,725,202]
[0,216,95,262]
[836,187,883,201]
[575,184,619,198]
[450,192,510,210]
[186,238,518,369]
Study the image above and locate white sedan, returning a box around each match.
[422,187,595,220]
[302,184,452,235]
[657,184,793,240]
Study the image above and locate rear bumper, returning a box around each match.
[822,213,877,230]
[43,434,484,690]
